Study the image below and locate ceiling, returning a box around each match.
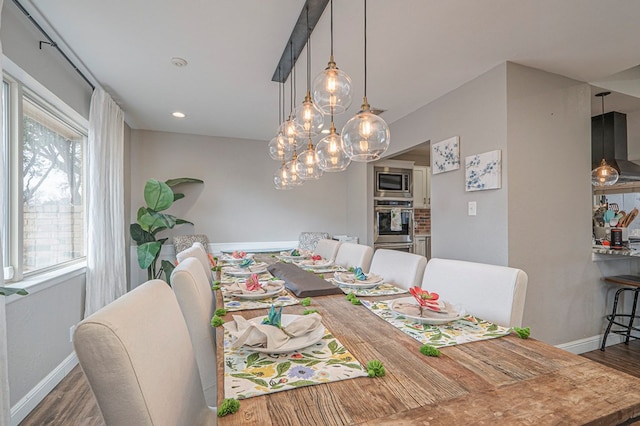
[20,0,640,142]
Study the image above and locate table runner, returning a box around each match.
[327,279,409,296]
[362,299,511,348]
[221,290,300,312]
[223,326,368,399]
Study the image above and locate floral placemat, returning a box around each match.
[223,326,368,399]
[361,299,511,348]
[327,279,409,296]
[222,290,300,312]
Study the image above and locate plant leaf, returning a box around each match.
[165,177,203,187]
[130,223,155,245]
[0,287,28,296]
[147,211,177,230]
[137,241,161,269]
[161,260,175,285]
[173,192,185,202]
[275,361,291,378]
[144,179,174,212]
[175,219,193,226]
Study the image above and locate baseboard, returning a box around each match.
[555,333,625,354]
[10,352,78,426]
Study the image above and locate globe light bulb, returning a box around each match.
[342,100,390,162]
[315,123,351,172]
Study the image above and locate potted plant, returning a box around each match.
[130,177,203,284]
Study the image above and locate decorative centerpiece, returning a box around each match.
[408,286,441,317]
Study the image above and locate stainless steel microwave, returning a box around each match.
[374,167,413,198]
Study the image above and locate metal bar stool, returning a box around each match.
[601,275,640,351]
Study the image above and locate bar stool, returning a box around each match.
[600,275,640,351]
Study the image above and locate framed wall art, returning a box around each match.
[431,136,460,174]
[465,150,502,191]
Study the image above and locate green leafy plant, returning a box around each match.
[301,297,312,306]
[513,326,531,339]
[129,177,203,284]
[366,360,386,377]
[217,398,240,417]
[211,315,225,327]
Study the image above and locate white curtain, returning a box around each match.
[85,88,126,317]
[0,1,11,424]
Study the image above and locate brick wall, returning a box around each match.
[23,204,84,272]
[414,208,431,234]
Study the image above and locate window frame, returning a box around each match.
[2,64,89,284]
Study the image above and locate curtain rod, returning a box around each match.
[11,0,96,91]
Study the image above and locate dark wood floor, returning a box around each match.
[18,340,640,425]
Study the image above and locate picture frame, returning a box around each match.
[431,136,460,174]
[465,150,502,191]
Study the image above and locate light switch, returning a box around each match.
[468,201,477,216]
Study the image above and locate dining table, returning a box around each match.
[215,254,640,425]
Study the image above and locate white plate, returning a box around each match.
[223,283,285,300]
[280,253,310,261]
[240,314,326,354]
[221,253,254,264]
[297,259,334,269]
[223,262,268,276]
[388,297,465,325]
[333,272,384,288]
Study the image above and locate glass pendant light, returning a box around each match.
[298,137,324,180]
[269,77,293,160]
[342,0,390,162]
[294,6,325,137]
[316,115,351,172]
[285,150,304,187]
[591,91,619,186]
[312,0,352,115]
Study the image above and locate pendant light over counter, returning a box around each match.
[591,91,619,186]
[341,0,390,162]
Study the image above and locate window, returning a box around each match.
[2,72,87,282]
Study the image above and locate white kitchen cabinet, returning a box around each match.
[413,166,430,208]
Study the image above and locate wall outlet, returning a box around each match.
[468,201,477,216]
[69,325,76,343]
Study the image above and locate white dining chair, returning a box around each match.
[176,241,212,281]
[73,279,217,425]
[171,257,217,407]
[369,249,427,290]
[421,258,528,327]
[334,243,374,272]
[313,238,341,261]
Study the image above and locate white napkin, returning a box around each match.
[334,271,382,284]
[224,280,284,295]
[223,313,323,350]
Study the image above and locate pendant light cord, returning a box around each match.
[601,93,606,155]
[307,5,311,93]
[330,0,334,57]
[364,0,367,98]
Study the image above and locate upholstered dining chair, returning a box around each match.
[173,234,210,254]
[421,258,528,327]
[313,239,341,261]
[171,257,217,407]
[73,279,217,425]
[334,243,374,272]
[176,241,212,281]
[298,231,330,251]
[368,249,427,290]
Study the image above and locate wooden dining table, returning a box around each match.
[216,258,640,425]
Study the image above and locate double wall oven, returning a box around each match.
[374,166,414,252]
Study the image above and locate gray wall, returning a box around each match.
[387,63,509,265]
[129,130,351,245]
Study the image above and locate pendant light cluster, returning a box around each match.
[269,0,390,189]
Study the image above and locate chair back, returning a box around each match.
[73,280,216,425]
[334,243,374,272]
[176,242,212,281]
[421,258,528,327]
[369,249,427,290]
[174,234,210,254]
[298,232,330,251]
[314,239,341,261]
[171,257,217,406]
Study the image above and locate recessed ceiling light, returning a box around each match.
[172,111,186,118]
[170,57,188,67]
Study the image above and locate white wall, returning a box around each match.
[129,129,352,244]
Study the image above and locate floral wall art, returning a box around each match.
[465,150,502,191]
[431,136,460,174]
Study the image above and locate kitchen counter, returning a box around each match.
[592,244,640,261]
